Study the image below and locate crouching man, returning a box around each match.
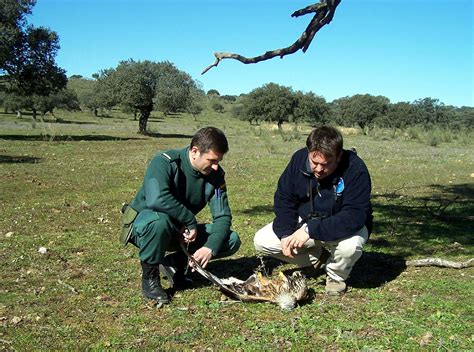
[254,126,372,295]
[125,127,240,304]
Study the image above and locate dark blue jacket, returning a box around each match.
[273,147,372,242]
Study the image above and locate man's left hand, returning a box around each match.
[183,228,197,243]
[191,247,213,269]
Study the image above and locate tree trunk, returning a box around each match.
[93,108,98,117]
[32,109,37,120]
[138,108,152,134]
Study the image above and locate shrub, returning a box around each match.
[407,127,422,142]
[276,126,302,142]
[425,130,442,147]
[458,131,472,145]
[253,126,262,137]
[211,101,224,113]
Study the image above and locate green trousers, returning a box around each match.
[131,209,241,265]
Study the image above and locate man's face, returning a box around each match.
[308,150,342,180]
[190,146,223,175]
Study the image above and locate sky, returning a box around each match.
[29,0,473,107]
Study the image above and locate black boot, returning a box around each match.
[160,251,193,290]
[141,261,169,303]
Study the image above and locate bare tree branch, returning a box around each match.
[406,258,474,269]
[202,0,341,74]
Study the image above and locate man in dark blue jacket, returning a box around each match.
[254,126,372,295]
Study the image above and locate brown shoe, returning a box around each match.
[325,276,346,295]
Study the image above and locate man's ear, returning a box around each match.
[337,151,343,163]
[190,146,200,159]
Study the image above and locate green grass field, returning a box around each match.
[1,110,473,350]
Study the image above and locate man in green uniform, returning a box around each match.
[126,127,240,304]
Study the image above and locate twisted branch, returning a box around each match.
[406,258,474,269]
[202,0,341,74]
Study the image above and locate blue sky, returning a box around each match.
[30,0,473,107]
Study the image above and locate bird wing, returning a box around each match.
[179,242,245,300]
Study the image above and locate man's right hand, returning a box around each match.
[183,228,197,243]
[281,237,294,258]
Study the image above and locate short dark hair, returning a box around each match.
[191,127,229,154]
[306,126,343,157]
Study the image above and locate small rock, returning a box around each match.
[38,247,48,254]
[80,201,91,211]
[11,316,22,325]
[5,232,14,238]
[419,331,433,346]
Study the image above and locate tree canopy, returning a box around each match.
[294,91,330,125]
[240,83,295,128]
[1,0,35,74]
[67,76,99,115]
[239,83,330,128]
[332,94,390,129]
[1,0,67,101]
[94,60,199,134]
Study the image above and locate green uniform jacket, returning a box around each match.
[130,146,232,254]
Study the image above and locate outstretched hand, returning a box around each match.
[190,247,213,269]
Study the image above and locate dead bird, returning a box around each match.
[221,271,308,310]
[177,242,308,310]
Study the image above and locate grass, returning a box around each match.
[1,109,473,350]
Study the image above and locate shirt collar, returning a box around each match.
[181,146,202,178]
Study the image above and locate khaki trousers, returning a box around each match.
[254,222,368,281]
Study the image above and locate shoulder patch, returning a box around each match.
[336,177,345,195]
[159,149,180,163]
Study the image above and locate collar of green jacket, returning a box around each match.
[180,146,202,178]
